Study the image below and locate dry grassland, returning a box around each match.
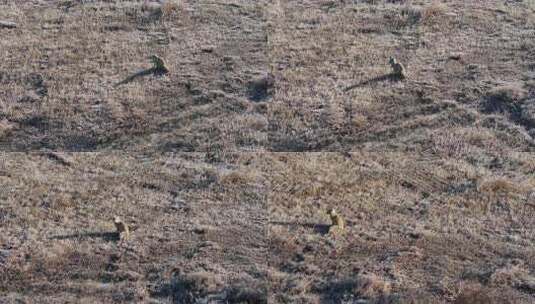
[1,0,534,303]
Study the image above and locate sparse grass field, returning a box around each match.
[0,0,534,303]
[1,152,268,303]
[0,0,269,151]
[267,152,534,303]
[268,0,535,152]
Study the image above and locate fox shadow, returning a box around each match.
[344,73,403,92]
[114,67,168,87]
[49,231,120,242]
[269,221,331,235]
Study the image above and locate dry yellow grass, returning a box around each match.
[1,0,534,303]
[0,153,269,303]
[267,152,534,303]
[0,0,269,151]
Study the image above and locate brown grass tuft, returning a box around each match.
[478,178,523,196]
[162,0,180,17]
[421,2,448,25]
[355,273,391,299]
[454,284,495,304]
[0,118,15,139]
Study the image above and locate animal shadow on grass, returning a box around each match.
[114,67,168,88]
[317,278,394,304]
[152,274,268,304]
[344,73,403,92]
[269,221,331,235]
[49,231,120,242]
[247,74,274,102]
